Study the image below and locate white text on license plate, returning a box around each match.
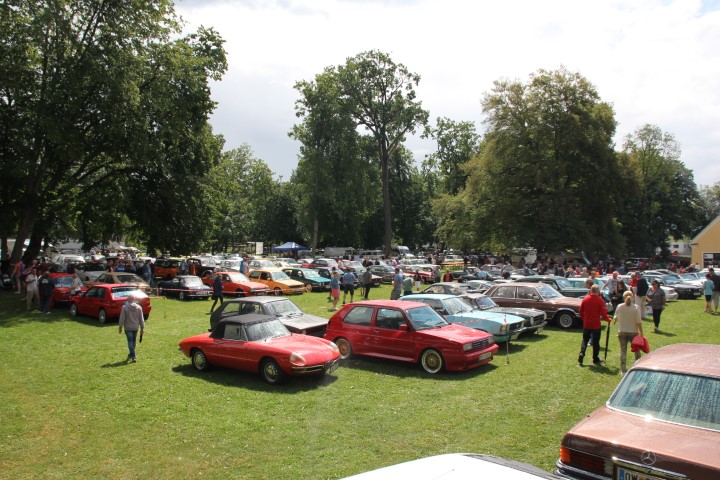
[617,467,664,480]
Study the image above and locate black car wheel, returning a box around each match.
[98,308,107,325]
[420,348,444,374]
[304,283,313,293]
[178,291,185,301]
[69,303,78,317]
[273,287,282,296]
[260,358,286,385]
[335,337,352,359]
[191,349,209,371]
[157,287,163,296]
[555,311,575,329]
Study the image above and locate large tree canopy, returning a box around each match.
[0,0,226,260]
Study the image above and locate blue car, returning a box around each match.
[281,267,332,292]
[399,293,527,343]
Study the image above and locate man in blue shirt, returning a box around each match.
[342,270,356,305]
[391,268,403,300]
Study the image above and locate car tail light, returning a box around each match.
[559,446,610,476]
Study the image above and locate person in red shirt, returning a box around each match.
[578,284,611,365]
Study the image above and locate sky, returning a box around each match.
[175,0,720,186]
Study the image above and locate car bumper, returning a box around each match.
[291,358,340,375]
[443,344,499,371]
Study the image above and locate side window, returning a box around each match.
[493,286,516,298]
[249,271,260,280]
[86,287,98,297]
[239,303,257,315]
[260,272,269,281]
[343,306,373,326]
[223,324,246,341]
[95,287,107,299]
[375,308,406,330]
[517,286,538,300]
[172,278,180,286]
[222,275,230,282]
[97,274,107,283]
[423,299,446,315]
[220,303,240,317]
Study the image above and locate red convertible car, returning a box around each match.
[202,271,270,297]
[69,284,152,324]
[323,300,498,374]
[178,314,341,384]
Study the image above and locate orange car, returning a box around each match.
[247,268,305,295]
[154,257,183,280]
[202,271,270,297]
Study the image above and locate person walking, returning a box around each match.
[613,291,643,374]
[578,284,611,366]
[704,273,715,313]
[24,268,39,311]
[635,272,650,319]
[210,274,223,313]
[361,269,372,300]
[119,294,145,363]
[647,279,666,333]
[342,270,355,304]
[37,271,55,314]
[329,271,340,311]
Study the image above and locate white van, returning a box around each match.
[358,250,386,261]
[324,247,355,258]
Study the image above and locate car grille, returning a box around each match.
[467,337,494,352]
[530,314,545,325]
[508,322,523,332]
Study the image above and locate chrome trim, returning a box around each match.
[555,460,610,480]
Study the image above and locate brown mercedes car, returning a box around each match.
[556,343,720,480]
[484,282,582,329]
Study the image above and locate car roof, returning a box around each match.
[410,293,456,300]
[221,296,285,305]
[345,299,429,310]
[632,343,720,378]
[217,313,276,327]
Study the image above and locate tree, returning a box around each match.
[423,118,481,195]
[439,67,622,256]
[619,124,702,257]
[335,50,429,256]
[698,182,720,228]
[0,1,226,261]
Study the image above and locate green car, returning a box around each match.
[281,267,332,292]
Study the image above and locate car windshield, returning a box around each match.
[661,276,682,286]
[473,296,498,309]
[116,274,143,283]
[111,287,145,299]
[228,273,250,282]
[301,269,323,279]
[609,369,720,431]
[553,277,573,289]
[55,277,73,287]
[444,297,475,314]
[680,273,698,281]
[245,319,291,341]
[265,299,302,316]
[406,306,450,330]
[182,277,204,287]
[536,283,562,299]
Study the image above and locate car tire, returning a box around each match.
[98,308,107,325]
[334,337,352,359]
[69,303,78,317]
[420,348,444,374]
[191,349,209,371]
[157,287,163,296]
[178,291,185,301]
[260,358,286,385]
[555,311,575,329]
[273,287,282,296]
[304,283,313,293]
[236,289,244,297]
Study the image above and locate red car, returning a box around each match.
[201,271,270,296]
[323,300,498,374]
[69,284,152,324]
[49,273,87,307]
[179,314,341,384]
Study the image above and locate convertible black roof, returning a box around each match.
[221,296,287,305]
[209,313,277,338]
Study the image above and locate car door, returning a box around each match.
[212,323,256,370]
[369,308,415,360]
[77,287,97,315]
[338,305,374,354]
[489,285,518,308]
[90,286,108,317]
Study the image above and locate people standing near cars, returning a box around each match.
[390,268,403,300]
[578,284,611,366]
[119,294,145,363]
[414,269,422,292]
[443,269,452,282]
[402,274,413,296]
[634,272,649,319]
[37,271,55,314]
[329,271,341,311]
[709,267,720,314]
[611,278,628,311]
[179,258,188,276]
[361,269,372,300]
[647,279,666,333]
[12,260,23,293]
[342,269,355,304]
[71,273,83,296]
[141,259,153,287]
[613,290,643,374]
[433,266,441,284]
[704,273,715,313]
[210,275,223,313]
[24,268,40,311]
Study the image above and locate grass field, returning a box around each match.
[1,285,717,479]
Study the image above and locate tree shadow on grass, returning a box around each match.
[170,363,339,393]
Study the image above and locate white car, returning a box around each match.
[74,262,108,282]
[342,453,561,479]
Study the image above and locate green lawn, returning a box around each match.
[1,286,716,480]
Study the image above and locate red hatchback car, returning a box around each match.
[323,300,498,374]
[556,343,720,480]
[69,284,152,324]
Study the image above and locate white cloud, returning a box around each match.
[177,0,720,186]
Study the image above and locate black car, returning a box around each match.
[463,293,547,335]
[645,274,702,300]
[458,267,496,283]
[157,275,211,300]
[209,296,329,336]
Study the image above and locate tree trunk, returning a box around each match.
[381,147,392,257]
[10,204,37,263]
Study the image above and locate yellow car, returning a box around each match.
[247,268,305,295]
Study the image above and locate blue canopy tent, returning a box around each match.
[272,242,308,253]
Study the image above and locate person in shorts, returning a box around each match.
[342,270,355,304]
[703,273,714,313]
[329,271,340,311]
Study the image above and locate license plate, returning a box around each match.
[537,327,544,333]
[617,467,664,480]
[325,359,339,374]
[478,351,492,361]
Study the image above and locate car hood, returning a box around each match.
[279,313,329,331]
[242,281,269,290]
[261,334,340,361]
[451,311,524,326]
[563,406,720,476]
[488,306,545,318]
[416,323,491,343]
[544,296,582,308]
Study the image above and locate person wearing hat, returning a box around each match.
[634,271,650,320]
[646,279,666,333]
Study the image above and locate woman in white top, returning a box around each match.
[613,290,643,374]
[70,273,83,295]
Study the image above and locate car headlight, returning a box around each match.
[289,352,306,366]
[463,343,473,352]
[328,342,340,354]
[499,324,507,332]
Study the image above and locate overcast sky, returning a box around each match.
[175,0,720,186]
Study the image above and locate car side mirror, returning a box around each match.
[398,324,408,331]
